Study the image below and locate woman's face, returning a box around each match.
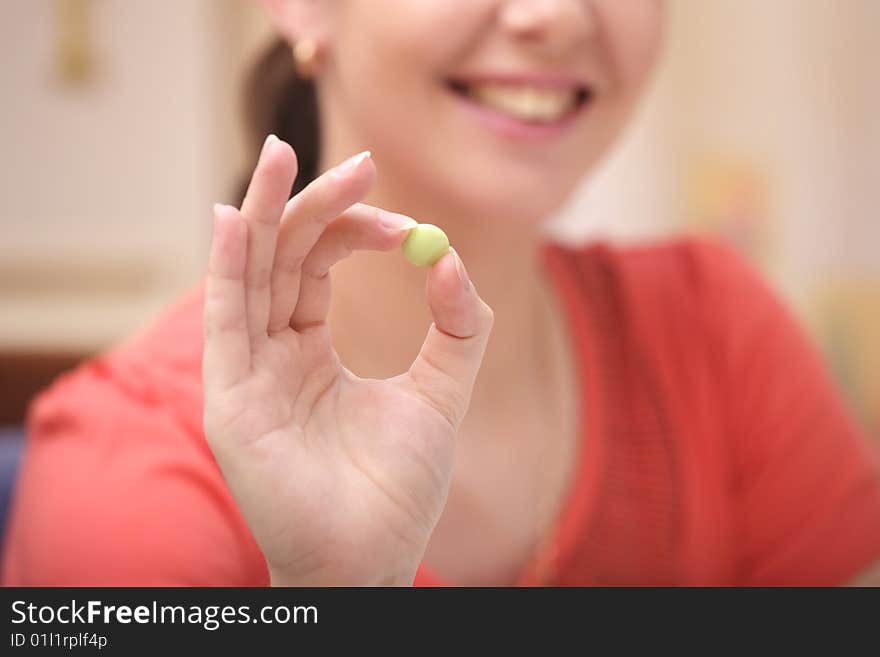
[278,0,665,224]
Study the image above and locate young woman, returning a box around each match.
[4,0,880,586]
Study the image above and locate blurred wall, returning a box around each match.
[0,0,269,353]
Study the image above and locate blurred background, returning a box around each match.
[1,1,878,530]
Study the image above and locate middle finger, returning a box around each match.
[240,135,298,342]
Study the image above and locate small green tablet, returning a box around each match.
[401,224,450,267]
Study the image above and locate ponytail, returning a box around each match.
[239,38,320,202]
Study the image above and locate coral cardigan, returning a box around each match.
[4,238,880,586]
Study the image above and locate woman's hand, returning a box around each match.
[202,136,494,586]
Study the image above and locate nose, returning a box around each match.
[499,0,596,58]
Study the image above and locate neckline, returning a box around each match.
[415,240,607,586]
[513,240,606,586]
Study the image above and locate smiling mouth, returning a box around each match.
[447,79,592,124]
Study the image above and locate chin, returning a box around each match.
[454,164,584,226]
[452,183,573,230]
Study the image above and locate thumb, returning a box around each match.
[405,248,494,429]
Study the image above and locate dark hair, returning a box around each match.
[238,38,320,203]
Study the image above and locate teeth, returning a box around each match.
[467,84,578,122]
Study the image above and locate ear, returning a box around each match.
[256,0,328,45]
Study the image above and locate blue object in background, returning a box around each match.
[0,426,24,546]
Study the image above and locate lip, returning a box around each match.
[445,72,594,142]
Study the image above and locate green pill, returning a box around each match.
[401,223,450,267]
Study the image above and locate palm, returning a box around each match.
[216,327,455,583]
[202,138,492,585]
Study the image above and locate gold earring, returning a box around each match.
[293,39,319,78]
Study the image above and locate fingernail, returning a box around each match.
[258,134,278,163]
[334,150,371,176]
[212,203,229,232]
[450,247,470,292]
[378,209,418,232]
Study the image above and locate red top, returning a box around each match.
[4,238,880,586]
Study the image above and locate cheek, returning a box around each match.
[331,0,475,86]
[328,2,468,138]
[327,2,494,177]
[602,2,665,97]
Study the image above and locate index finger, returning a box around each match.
[267,151,376,333]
